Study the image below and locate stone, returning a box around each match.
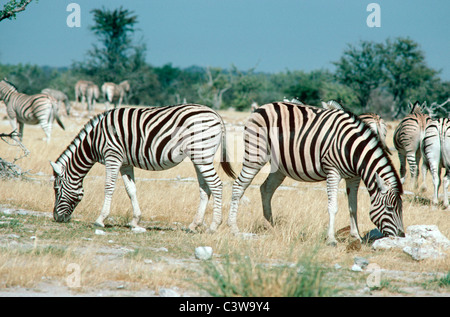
[351,264,363,272]
[372,225,450,261]
[131,227,146,233]
[159,287,180,297]
[354,256,369,269]
[195,246,213,260]
[95,229,106,235]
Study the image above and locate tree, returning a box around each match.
[0,0,33,22]
[80,7,140,82]
[197,67,231,109]
[333,41,385,112]
[382,37,436,118]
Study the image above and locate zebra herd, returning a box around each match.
[1,81,448,245]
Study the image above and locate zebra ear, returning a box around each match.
[375,173,389,194]
[321,101,329,109]
[50,161,63,176]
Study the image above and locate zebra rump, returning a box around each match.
[51,104,235,232]
[421,118,450,208]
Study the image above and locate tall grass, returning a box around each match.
[197,247,334,297]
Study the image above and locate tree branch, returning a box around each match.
[0,0,33,22]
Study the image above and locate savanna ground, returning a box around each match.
[0,102,449,297]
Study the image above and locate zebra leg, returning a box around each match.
[120,165,144,229]
[398,152,407,184]
[188,165,212,232]
[443,169,450,209]
[191,163,223,233]
[407,152,419,189]
[94,161,120,227]
[326,170,341,246]
[260,170,285,226]
[430,165,441,207]
[420,161,428,192]
[345,177,361,241]
[228,164,264,234]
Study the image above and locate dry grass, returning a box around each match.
[0,103,449,296]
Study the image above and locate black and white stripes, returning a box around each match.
[421,118,450,208]
[0,79,65,142]
[227,102,404,244]
[50,104,235,232]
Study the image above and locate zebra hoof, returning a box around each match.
[326,240,338,247]
[94,221,105,228]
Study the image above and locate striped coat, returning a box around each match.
[228,102,404,244]
[393,101,431,189]
[421,118,450,208]
[50,104,235,232]
[0,79,65,143]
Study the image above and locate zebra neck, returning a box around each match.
[56,129,95,183]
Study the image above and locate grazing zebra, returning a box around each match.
[393,101,431,189]
[86,84,100,113]
[321,100,391,154]
[41,88,71,116]
[227,102,404,245]
[50,104,235,232]
[102,80,130,109]
[0,79,65,143]
[421,118,450,208]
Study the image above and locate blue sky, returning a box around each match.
[0,0,449,79]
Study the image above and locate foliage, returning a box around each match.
[0,0,33,22]
[197,251,334,297]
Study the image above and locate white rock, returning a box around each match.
[354,257,369,269]
[195,246,213,260]
[95,229,106,235]
[131,227,146,233]
[351,264,363,272]
[159,288,180,297]
[372,225,450,261]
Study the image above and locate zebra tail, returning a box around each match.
[219,121,236,179]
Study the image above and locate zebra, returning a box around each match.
[393,101,431,190]
[102,80,130,109]
[86,84,100,113]
[321,100,391,154]
[41,88,71,116]
[227,102,405,245]
[421,118,450,208]
[50,104,236,232]
[75,80,95,104]
[0,79,65,143]
[359,113,391,155]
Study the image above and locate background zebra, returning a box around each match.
[228,102,404,245]
[50,104,235,232]
[102,80,130,109]
[86,84,100,113]
[74,80,95,104]
[0,79,65,143]
[41,88,71,116]
[421,118,450,208]
[393,101,431,190]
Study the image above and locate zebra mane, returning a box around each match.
[1,78,18,91]
[56,110,111,166]
[343,109,403,194]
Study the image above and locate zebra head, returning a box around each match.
[50,161,84,223]
[372,173,405,238]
